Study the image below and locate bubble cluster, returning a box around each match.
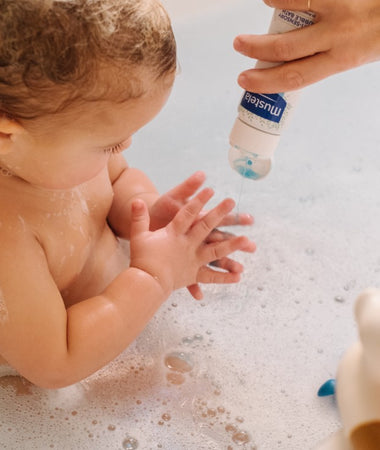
[192,397,255,449]
[164,351,194,385]
[122,436,139,449]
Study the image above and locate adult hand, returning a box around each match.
[234,0,380,93]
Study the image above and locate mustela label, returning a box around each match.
[240,92,286,124]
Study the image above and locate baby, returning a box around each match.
[0,0,255,388]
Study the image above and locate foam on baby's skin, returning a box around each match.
[0,288,9,325]
[72,187,90,216]
[0,374,33,396]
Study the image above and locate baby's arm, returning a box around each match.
[0,216,164,388]
[0,190,248,388]
[107,156,211,237]
[107,154,160,238]
[107,155,254,237]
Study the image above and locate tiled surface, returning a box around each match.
[1,1,380,449]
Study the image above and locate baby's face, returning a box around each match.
[9,73,174,189]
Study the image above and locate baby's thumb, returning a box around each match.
[130,199,149,236]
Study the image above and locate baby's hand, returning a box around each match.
[149,171,254,231]
[186,228,256,299]
[129,188,252,299]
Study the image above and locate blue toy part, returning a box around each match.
[317,379,336,397]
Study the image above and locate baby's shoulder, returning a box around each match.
[0,207,45,285]
[0,196,39,252]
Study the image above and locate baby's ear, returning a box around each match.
[0,115,24,155]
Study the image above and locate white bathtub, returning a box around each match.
[1,1,380,449]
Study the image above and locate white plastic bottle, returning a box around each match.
[229,9,315,180]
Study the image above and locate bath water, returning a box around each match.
[122,436,139,449]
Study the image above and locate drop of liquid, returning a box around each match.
[164,352,193,373]
[225,423,238,433]
[161,413,171,421]
[166,372,185,385]
[207,408,216,418]
[182,336,193,345]
[122,436,139,449]
[232,430,251,445]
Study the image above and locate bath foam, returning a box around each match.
[0,365,19,378]
[1,1,380,448]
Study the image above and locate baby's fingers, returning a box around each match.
[209,257,244,274]
[190,198,236,242]
[207,229,256,253]
[202,235,250,266]
[166,171,206,203]
[197,266,241,285]
[130,199,150,238]
[170,188,214,234]
[217,212,254,227]
[187,283,204,300]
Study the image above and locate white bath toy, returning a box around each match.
[317,288,380,450]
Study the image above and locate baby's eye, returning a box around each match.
[103,142,124,154]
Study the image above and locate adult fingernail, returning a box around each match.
[238,73,248,88]
[233,36,243,51]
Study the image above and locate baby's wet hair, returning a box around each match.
[0,0,176,120]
